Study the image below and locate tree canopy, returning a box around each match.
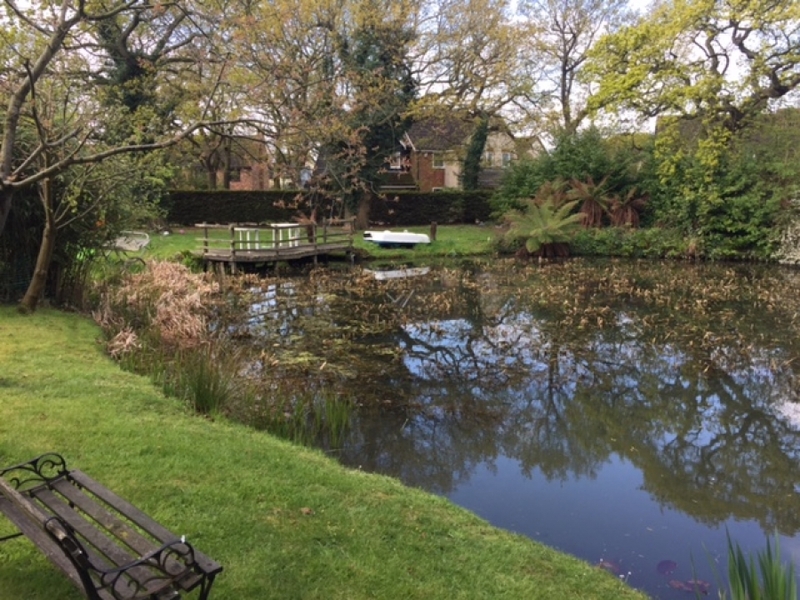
[586,0,800,131]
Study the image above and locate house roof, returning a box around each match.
[404,117,474,152]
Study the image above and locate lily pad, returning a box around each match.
[657,559,677,575]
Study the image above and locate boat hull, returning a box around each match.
[363,230,431,248]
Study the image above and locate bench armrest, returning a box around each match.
[85,537,201,600]
[0,453,68,491]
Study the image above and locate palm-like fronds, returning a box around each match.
[568,176,611,228]
[609,188,648,228]
[505,197,583,258]
[532,178,570,209]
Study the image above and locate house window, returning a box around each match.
[502,152,513,168]
[432,153,445,169]
[482,151,494,166]
[389,151,406,171]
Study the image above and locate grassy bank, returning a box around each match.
[146,224,497,262]
[0,307,646,599]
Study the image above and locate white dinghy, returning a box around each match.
[363,230,431,248]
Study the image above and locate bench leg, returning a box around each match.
[198,572,218,600]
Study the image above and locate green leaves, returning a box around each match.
[588,0,800,131]
[725,532,797,600]
[504,195,583,257]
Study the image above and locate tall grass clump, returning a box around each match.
[716,533,797,600]
[94,260,230,411]
[168,345,241,415]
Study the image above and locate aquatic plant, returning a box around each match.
[721,533,796,600]
[657,559,677,576]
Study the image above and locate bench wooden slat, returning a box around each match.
[69,471,222,578]
[0,494,92,593]
[48,479,174,560]
[1,458,221,600]
[46,479,203,592]
[33,487,179,598]
[0,478,120,600]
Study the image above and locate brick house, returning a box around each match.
[381,117,523,193]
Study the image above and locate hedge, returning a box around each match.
[165,189,495,227]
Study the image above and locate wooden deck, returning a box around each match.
[197,220,355,273]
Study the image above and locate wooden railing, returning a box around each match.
[196,219,356,262]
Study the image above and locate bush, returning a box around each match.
[570,227,698,259]
[492,127,642,216]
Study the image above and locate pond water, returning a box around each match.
[229,258,800,599]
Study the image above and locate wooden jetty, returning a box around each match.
[198,219,355,273]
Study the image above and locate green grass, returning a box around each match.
[0,307,646,599]
[145,224,499,263]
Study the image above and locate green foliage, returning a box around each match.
[492,127,639,215]
[0,187,40,301]
[0,153,170,305]
[588,0,800,134]
[503,196,583,257]
[167,189,495,227]
[568,176,611,228]
[647,120,782,260]
[722,533,797,600]
[320,5,417,214]
[172,345,237,415]
[570,226,699,259]
[462,116,490,191]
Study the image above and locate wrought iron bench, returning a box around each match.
[0,453,222,600]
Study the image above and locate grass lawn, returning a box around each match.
[145,224,499,263]
[0,309,646,599]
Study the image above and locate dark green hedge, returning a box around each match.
[370,190,494,225]
[165,189,495,226]
[165,190,304,225]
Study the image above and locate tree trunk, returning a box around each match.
[222,136,232,189]
[355,193,372,231]
[206,165,218,190]
[0,188,12,238]
[19,179,56,313]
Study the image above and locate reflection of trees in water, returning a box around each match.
[567,333,800,533]
[342,262,800,534]
[225,261,800,533]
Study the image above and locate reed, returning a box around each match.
[173,345,238,415]
[229,387,354,447]
[723,533,797,600]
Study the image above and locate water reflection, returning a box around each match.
[229,259,800,598]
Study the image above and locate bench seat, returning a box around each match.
[0,453,222,600]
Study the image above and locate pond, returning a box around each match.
[226,258,800,599]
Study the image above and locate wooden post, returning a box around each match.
[430,221,437,242]
[202,223,209,256]
[229,224,236,274]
